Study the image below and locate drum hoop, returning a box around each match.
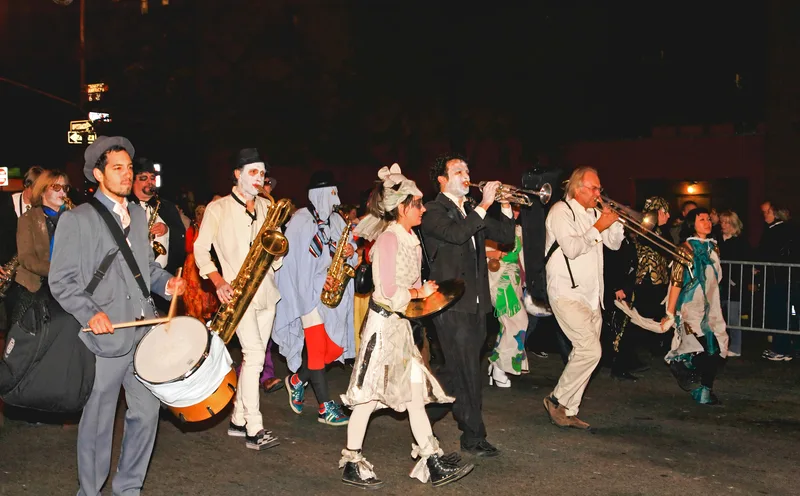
[133,325,213,386]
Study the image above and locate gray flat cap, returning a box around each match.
[84,136,135,182]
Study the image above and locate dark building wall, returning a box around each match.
[766,1,800,216]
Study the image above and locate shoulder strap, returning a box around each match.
[84,250,118,295]
[89,198,150,299]
[543,199,579,288]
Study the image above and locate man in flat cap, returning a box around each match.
[49,136,185,495]
[128,157,186,275]
[194,147,282,450]
[273,170,356,427]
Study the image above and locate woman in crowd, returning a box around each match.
[183,204,220,321]
[485,206,529,388]
[339,164,473,489]
[13,170,71,319]
[661,208,728,405]
[718,210,749,357]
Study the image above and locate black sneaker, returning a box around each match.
[227,421,247,438]
[341,461,384,489]
[245,429,280,451]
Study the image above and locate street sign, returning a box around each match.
[70,120,94,133]
[68,131,97,145]
[0,167,8,187]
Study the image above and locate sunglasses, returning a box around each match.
[50,184,71,193]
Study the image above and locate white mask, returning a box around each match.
[309,186,340,220]
[237,162,266,198]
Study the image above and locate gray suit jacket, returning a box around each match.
[50,191,173,358]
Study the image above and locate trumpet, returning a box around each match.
[596,195,693,270]
[467,181,552,206]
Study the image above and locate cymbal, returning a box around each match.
[402,279,465,319]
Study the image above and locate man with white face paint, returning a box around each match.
[421,153,515,457]
[194,148,282,450]
[273,170,357,427]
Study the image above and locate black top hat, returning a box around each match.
[234,148,269,173]
[307,170,337,190]
[133,157,156,175]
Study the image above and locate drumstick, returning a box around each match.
[81,317,170,333]
[165,268,183,331]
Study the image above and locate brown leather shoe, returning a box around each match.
[564,415,591,430]
[543,396,570,428]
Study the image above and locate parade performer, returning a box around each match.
[661,208,728,405]
[543,166,623,430]
[194,148,282,450]
[49,137,184,495]
[339,163,474,489]
[273,171,355,426]
[485,207,529,388]
[421,153,514,456]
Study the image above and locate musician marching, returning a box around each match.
[49,136,185,495]
[193,148,282,450]
[542,166,623,430]
[273,170,356,426]
[420,153,515,457]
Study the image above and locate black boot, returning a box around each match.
[426,454,474,488]
[342,461,383,489]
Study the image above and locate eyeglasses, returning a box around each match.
[583,185,603,194]
[50,184,71,193]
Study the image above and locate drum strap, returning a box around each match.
[85,251,119,295]
[89,198,151,299]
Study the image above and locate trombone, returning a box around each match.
[467,181,552,206]
[597,195,693,271]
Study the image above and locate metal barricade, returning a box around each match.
[720,259,800,335]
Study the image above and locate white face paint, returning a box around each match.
[444,160,470,198]
[237,162,266,198]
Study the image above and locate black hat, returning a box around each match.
[307,170,337,190]
[83,136,135,182]
[133,157,156,175]
[234,148,270,173]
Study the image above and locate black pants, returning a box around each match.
[427,310,487,446]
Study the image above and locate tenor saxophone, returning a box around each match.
[208,189,294,344]
[320,220,356,308]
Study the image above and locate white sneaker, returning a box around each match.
[727,351,741,357]
[488,363,511,388]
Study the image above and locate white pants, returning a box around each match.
[231,305,275,436]
[550,298,603,416]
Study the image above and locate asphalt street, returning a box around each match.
[1,345,798,496]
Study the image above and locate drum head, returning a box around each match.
[134,316,210,384]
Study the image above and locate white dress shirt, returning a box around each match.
[12,192,30,218]
[544,197,624,310]
[194,189,281,308]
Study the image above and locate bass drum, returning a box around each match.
[133,316,236,422]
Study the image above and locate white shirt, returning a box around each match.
[194,189,281,308]
[12,192,30,218]
[544,197,624,310]
[134,200,170,268]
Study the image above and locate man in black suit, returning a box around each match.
[421,153,515,457]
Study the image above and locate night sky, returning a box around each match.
[0,1,767,201]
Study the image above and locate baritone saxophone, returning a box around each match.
[208,189,294,343]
